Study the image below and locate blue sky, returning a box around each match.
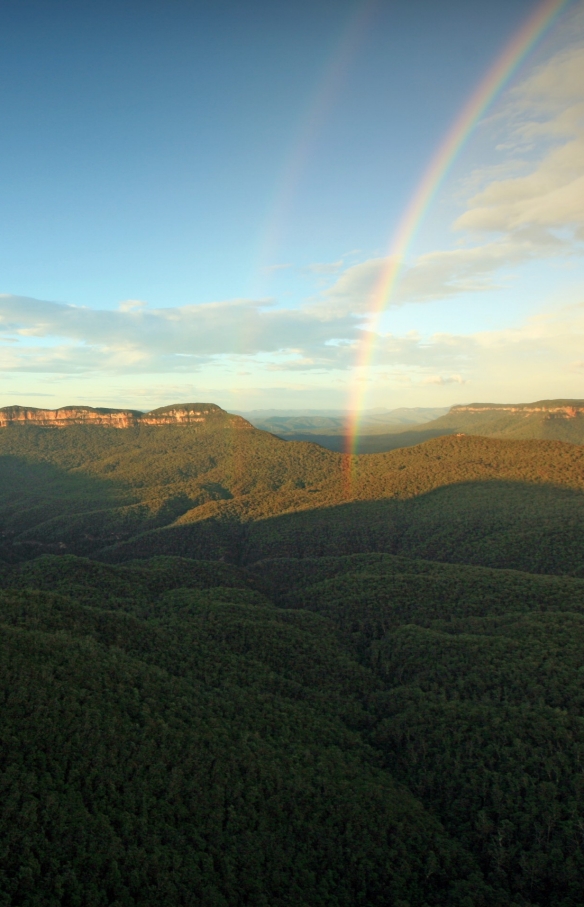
[1,0,583,411]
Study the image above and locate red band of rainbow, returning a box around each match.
[344,0,571,461]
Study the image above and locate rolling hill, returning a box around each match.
[1,549,584,904]
[266,399,584,453]
[409,399,584,443]
[240,406,449,439]
[1,401,584,904]
[0,403,583,574]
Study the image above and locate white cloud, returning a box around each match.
[2,19,584,403]
[1,293,582,408]
[2,271,583,384]
[456,137,584,235]
[422,374,466,386]
[318,231,563,313]
[392,236,549,302]
[456,41,584,239]
[318,33,584,315]
[317,258,388,313]
[119,299,147,312]
[0,293,366,374]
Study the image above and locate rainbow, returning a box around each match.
[345,0,571,458]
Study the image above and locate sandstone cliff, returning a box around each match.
[0,403,250,429]
[451,400,584,419]
[396,399,584,446]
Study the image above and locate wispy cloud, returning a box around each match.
[320,31,584,312]
[422,374,466,386]
[456,42,584,240]
[305,259,345,274]
[119,299,148,312]
[2,21,584,397]
[0,293,366,373]
[2,289,584,409]
[318,233,563,313]
[262,263,292,273]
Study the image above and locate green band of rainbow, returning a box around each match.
[345,0,571,458]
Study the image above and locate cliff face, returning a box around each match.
[0,403,250,429]
[410,399,584,446]
[451,401,584,419]
[0,406,143,428]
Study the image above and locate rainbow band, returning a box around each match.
[254,0,379,292]
[345,0,571,457]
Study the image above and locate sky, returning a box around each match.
[0,0,583,413]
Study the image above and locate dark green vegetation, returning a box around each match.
[264,400,584,453]
[405,401,584,445]
[1,414,583,573]
[280,427,454,454]
[1,412,584,905]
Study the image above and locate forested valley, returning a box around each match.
[0,408,583,906]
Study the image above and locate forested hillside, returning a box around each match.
[1,551,583,904]
[276,426,453,453]
[1,410,584,905]
[0,417,583,575]
[282,399,584,453]
[242,406,449,446]
[402,400,584,445]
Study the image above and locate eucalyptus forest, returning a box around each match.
[0,403,583,906]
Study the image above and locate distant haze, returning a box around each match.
[234,406,449,422]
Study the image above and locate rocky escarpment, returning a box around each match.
[0,403,251,429]
[451,400,584,418]
[407,399,584,446]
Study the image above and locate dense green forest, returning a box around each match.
[385,400,584,450]
[0,419,583,572]
[270,427,453,453]
[1,415,583,904]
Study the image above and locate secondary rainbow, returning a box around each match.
[253,0,378,292]
[345,0,571,457]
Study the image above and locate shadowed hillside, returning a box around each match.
[1,550,584,904]
[97,480,584,577]
[2,407,584,903]
[1,419,583,572]
[280,427,454,452]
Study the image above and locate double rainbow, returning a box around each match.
[345,0,571,458]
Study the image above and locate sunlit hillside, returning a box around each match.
[407,400,584,444]
[0,406,583,576]
[269,400,584,453]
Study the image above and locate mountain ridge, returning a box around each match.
[1,413,583,577]
[451,399,584,415]
[0,402,250,429]
[240,406,449,436]
[240,399,584,452]
[1,399,584,902]
[406,397,584,446]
